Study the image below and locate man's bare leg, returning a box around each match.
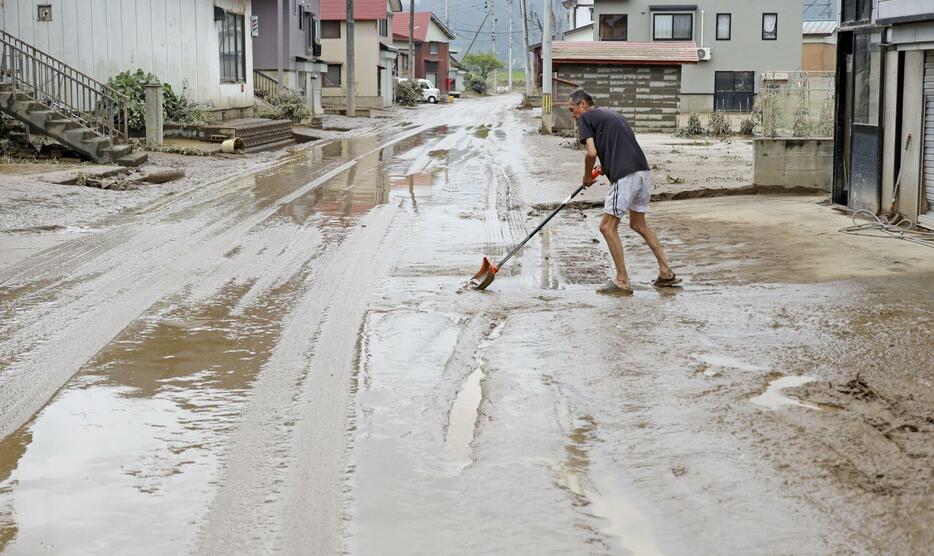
[599,214,631,288]
[628,211,673,278]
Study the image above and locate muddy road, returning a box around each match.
[1,95,932,555]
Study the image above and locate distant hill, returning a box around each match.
[403,0,568,68]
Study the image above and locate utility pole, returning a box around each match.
[445,0,449,26]
[491,0,497,94]
[277,0,284,87]
[346,0,355,117]
[409,0,415,80]
[508,0,513,92]
[520,0,531,96]
[541,0,552,133]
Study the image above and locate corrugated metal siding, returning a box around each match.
[0,0,253,110]
[921,51,934,227]
[557,63,682,133]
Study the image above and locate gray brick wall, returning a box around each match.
[556,63,681,133]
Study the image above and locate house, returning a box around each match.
[563,24,594,41]
[832,0,934,228]
[252,0,327,116]
[448,50,466,93]
[0,0,255,118]
[541,41,699,133]
[589,0,803,113]
[563,0,595,31]
[319,0,402,110]
[802,20,837,72]
[391,11,455,94]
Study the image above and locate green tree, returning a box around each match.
[461,53,504,95]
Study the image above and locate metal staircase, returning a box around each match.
[0,28,139,164]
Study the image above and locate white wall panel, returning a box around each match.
[1,0,254,109]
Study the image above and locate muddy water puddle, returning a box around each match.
[750,376,820,411]
[0,277,301,553]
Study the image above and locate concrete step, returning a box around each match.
[27,109,56,120]
[46,118,80,130]
[103,144,133,159]
[115,151,148,167]
[0,91,12,105]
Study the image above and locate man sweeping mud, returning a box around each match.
[568,88,681,294]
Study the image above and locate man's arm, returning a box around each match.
[582,138,598,187]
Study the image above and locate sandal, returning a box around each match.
[652,272,682,288]
[596,280,633,295]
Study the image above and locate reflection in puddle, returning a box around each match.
[0,280,294,553]
[555,413,663,554]
[750,376,820,411]
[445,364,484,466]
[694,353,763,377]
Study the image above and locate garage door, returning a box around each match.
[921,51,934,228]
[557,63,681,133]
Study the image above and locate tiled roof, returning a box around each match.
[392,12,455,41]
[552,41,699,64]
[321,0,398,21]
[802,21,838,35]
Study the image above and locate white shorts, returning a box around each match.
[605,170,651,217]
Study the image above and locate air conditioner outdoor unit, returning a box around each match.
[697,48,712,61]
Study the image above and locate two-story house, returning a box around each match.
[0,0,255,118]
[319,0,402,111]
[391,12,455,95]
[832,0,934,228]
[590,1,803,114]
[252,0,327,116]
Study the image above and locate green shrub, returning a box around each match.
[739,117,756,136]
[465,73,487,95]
[394,79,423,106]
[256,89,310,122]
[707,112,732,136]
[676,113,704,137]
[107,69,212,131]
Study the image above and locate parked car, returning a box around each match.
[394,77,440,104]
[416,79,440,104]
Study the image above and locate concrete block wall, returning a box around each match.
[754,138,834,190]
[556,63,681,133]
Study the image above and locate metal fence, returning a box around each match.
[757,71,835,138]
[0,28,128,142]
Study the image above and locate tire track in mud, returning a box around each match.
[0,120,472,440]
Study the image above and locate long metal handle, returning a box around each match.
[496,183,587,269]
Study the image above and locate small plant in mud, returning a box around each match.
[676,113,704,138]
[739,117,757,136]
[792,86,811,138]
[707,112,732,137]
[666,174,685,184]
[256,89,311,122]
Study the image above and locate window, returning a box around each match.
[654,14,693,41]
[429,42,439,55]
[842,0,872,23]
[714,71,755,112]
[378,18,388,37]
[299,6,304,30]
[599,14,627,41]
[321,20,341,39]
[325,64,342,86]
[852,33,880,126]
[762,13,777,40]
[716,13,731,40]
[219,11,246,83]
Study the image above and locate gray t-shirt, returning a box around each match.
[577,108,650,183]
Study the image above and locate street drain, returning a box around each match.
[750,376,820,411]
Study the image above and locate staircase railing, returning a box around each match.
[254,70,302,101]
[0,28,129,143]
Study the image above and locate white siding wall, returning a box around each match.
[0,0,254,110]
